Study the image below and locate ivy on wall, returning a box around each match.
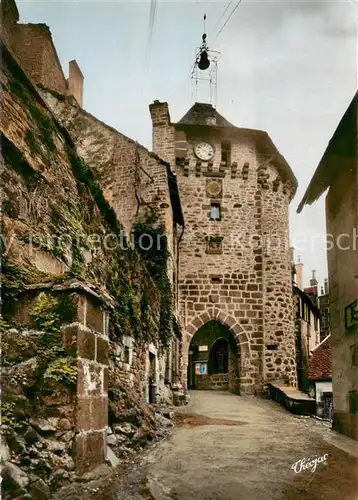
[132,222,173,349]
[2,54,173,363]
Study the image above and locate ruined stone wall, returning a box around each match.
[0,48,169,495]
[3,22,68,95]
[41,91,176,245]
[40,90,180,402]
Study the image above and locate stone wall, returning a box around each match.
[0,47,178,496]
[260,164,297,386]
[39,89,183,402]
[1,0,83,104]
[326,162,358,440]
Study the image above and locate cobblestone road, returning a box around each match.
[144,391,357,500]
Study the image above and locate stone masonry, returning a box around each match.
[150,101,298,394]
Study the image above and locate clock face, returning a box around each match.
[194,142,214,161]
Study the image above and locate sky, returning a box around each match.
[17,0,357,291]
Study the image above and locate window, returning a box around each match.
[210,203,221,220]
[123,345,130,364]
[221,141,231,165]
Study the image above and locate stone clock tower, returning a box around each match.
[150,100,298,395]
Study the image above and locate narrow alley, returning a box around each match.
[110,391,357,500]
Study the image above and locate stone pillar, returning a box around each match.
[67,59,84,107]
[149,101,176,167]
[61,293,109,475]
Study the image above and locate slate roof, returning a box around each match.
[175,102,298,194]
[308,335,332,380]
[297,92,357,213]
[177,102,235,128]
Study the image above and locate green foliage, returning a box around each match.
[132,222,173,349]
[8,78,29,104]
[25,129,40,156]
[27,293,78,390]
[28,103,56,152]
[63,142,123,236]
[44,357,77,388]
[2,135,42,189]
[1,401,24,430]
[0,318,10,328]
[29,294,61,332]
[22,233,66,260]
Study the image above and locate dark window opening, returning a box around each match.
[221,141,231,165]
[123,345,130,364]
[209,338,229,374]
[210,203,221,220]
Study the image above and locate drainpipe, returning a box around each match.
[176,224,185,314]
[259,180,266,394]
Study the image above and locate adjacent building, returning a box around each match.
[308,335,333,420]
[298,92,358,440]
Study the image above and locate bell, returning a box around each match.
[198,50,210,70]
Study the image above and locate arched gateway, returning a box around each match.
[182,309,252,394]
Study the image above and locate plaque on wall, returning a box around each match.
[206,179,222,199]
[345,300,357,330]
[195,362,207,375]
[205,236,223,255]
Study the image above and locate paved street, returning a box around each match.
[144,391,357,500]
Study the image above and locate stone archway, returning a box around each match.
[182,308,252,394]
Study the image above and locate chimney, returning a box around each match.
[295,259,303,290]
[67,60,84,107]
[149,101,171,127]
[289,247,295,264]
[149,100,175,165]
[310,269,318,288]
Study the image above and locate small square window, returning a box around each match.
[210,203,221,221]
[221,141,231,165]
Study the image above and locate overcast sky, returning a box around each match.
[18,0,357,291]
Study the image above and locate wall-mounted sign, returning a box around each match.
[199,345,208,352]
[195,362,207,375]
[345,300,358,330]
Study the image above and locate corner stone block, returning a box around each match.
[77,361,104,397]
[85,298,107,334]
[96,336,109,365]
[61,325,96,361]
[76,396,108,432]
[75,431,106,475]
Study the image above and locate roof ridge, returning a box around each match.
[311,333,331,353]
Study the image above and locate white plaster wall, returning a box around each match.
[315,380,333,418]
